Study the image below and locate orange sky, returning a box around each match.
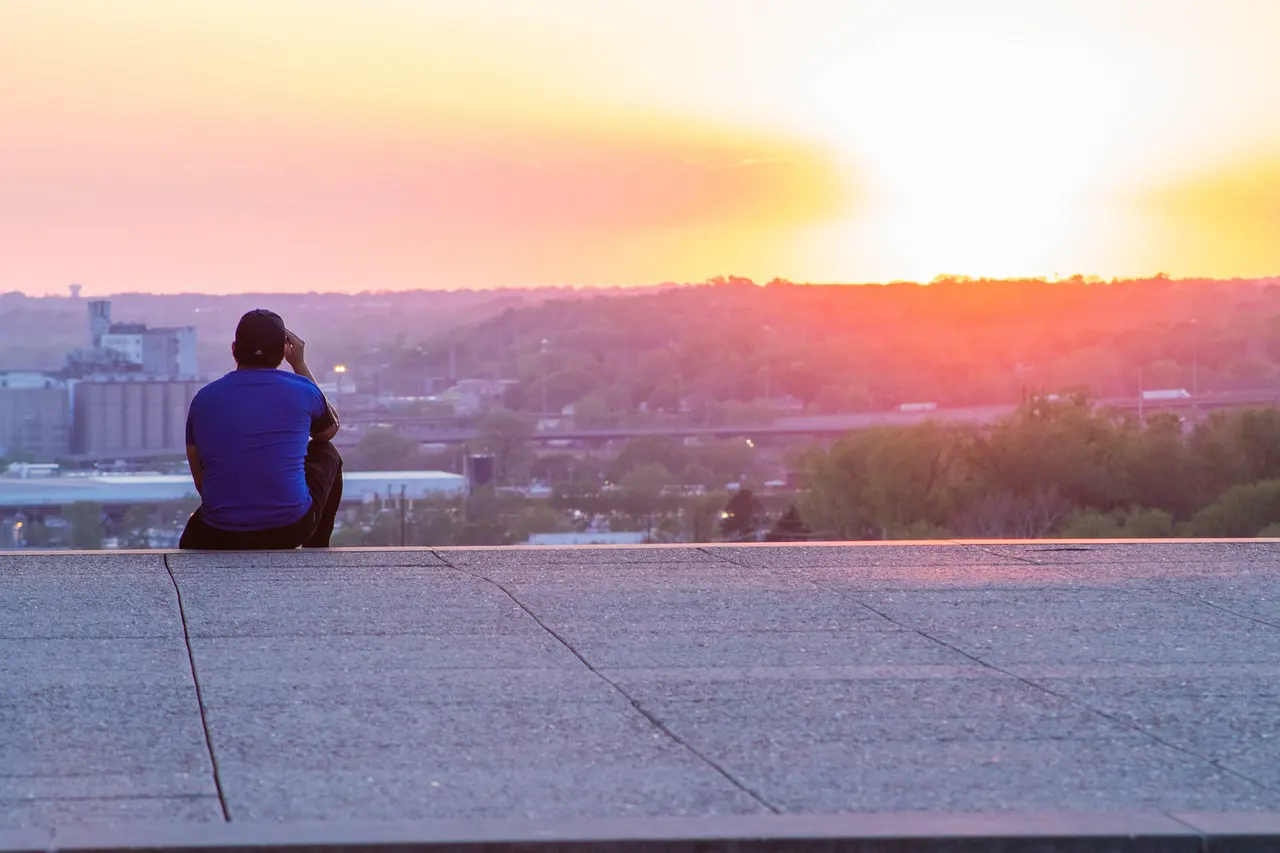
[2,0,1278,294]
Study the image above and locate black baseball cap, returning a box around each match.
[234,309,286,365]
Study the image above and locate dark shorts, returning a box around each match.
[179,441,344,550]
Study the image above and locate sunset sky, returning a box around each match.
[2,0,1279,295]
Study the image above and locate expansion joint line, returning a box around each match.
[811,579,1276,796]
[164,554,231,822]
[1161,587,1280,633]
[695,546,746,566]
[432,552,782,815]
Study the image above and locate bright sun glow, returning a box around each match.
[816,25,1133,279]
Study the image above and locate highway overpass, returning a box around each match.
[335,387,1280,447]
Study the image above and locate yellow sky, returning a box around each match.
[2,0,1278,294]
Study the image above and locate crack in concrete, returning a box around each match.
[163,554,231,822]
[811,579,1277,797]
[431,550,782,815]
[695,546,746,565]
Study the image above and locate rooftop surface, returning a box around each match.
[4,541,1280,850]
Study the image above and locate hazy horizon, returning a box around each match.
[4,0,1280,295]
[8,272,1280,301]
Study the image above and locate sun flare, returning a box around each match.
[815,24,1135,278]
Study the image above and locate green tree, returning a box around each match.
[118,505,155,549]
[721,488,764,541]
[509,503,567,542]
[766,505,812,541]
[1188,480,1280,538]
[607,437,689,483]
[1123,507,1175,538]
[618,463,675,532]
[349,426,422,471]
[1059,509,1125,538]
[803,423,961,539]
[63,502,104,550]
[471,411,535,485]
[1123,413,1199,518]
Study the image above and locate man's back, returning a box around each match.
[186,369,327,531]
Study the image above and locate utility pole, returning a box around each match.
[1191,317,1200,398]
[399,484,407,547]
[540,338,549,416]
[1137,365,1144,424]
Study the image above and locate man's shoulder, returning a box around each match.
[193,370,315,406]
[203,369,317,390]
[270,370,323,402]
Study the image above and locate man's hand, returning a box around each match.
[284,329,307,372]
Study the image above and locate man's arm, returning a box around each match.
[186,444,203,495]
[284,328,341,441]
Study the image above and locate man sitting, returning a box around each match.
[180,309,343,549]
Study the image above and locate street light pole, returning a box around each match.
[1137,365,1144,424]
[333,364,347,411]
[1191,318,1199,398]
[540,339,549,417]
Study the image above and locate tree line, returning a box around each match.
[358,275,1280,422]
[799,395,1280,539]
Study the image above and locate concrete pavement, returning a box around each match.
[3,542,1280,849]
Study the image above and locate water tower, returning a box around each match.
[68,283,82,300]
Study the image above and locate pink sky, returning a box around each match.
[3,0,1279,294]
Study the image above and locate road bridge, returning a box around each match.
[335,387,1280,447]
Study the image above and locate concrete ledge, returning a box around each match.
[0,813,1273,853]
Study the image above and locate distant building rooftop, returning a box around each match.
[0,470,466,508]
[526,531,648,546]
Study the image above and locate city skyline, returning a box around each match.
[3,0,1279,295]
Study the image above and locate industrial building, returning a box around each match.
[71,377,204,458]
[0,299,207,462]
[82,300,198,378]
[0,372,72,461]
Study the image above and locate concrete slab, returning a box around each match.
[216,764,767,822]
[193,655,762,821]
[5,542,1280,840]
[508,585,898,633]
[1026,673,1280,788]
[0,555,176,640]
[610,673,1142,747]
[924,624,1280,665]
[977,540,1280,567]
[37,811,1219,853]
[570,627,973,668]
[470,564,792,587]
[174,574,532,638]
[183,632,578,673]
[0,796,220,826]
[0,681,213,788]
[0,555,216,832]
[167,550,448,569]
[436,546,724,567]
[706,543,1021,569]
[706,739,1276,813]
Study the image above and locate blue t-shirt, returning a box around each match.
[185,369,333,531]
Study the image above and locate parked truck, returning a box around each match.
[1141,389,1191,401]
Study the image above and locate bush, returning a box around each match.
[1059,509,1124,538]
[1123,508,1174,538]
[1188,480,1280,538]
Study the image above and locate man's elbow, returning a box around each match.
[313,424,340,443]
